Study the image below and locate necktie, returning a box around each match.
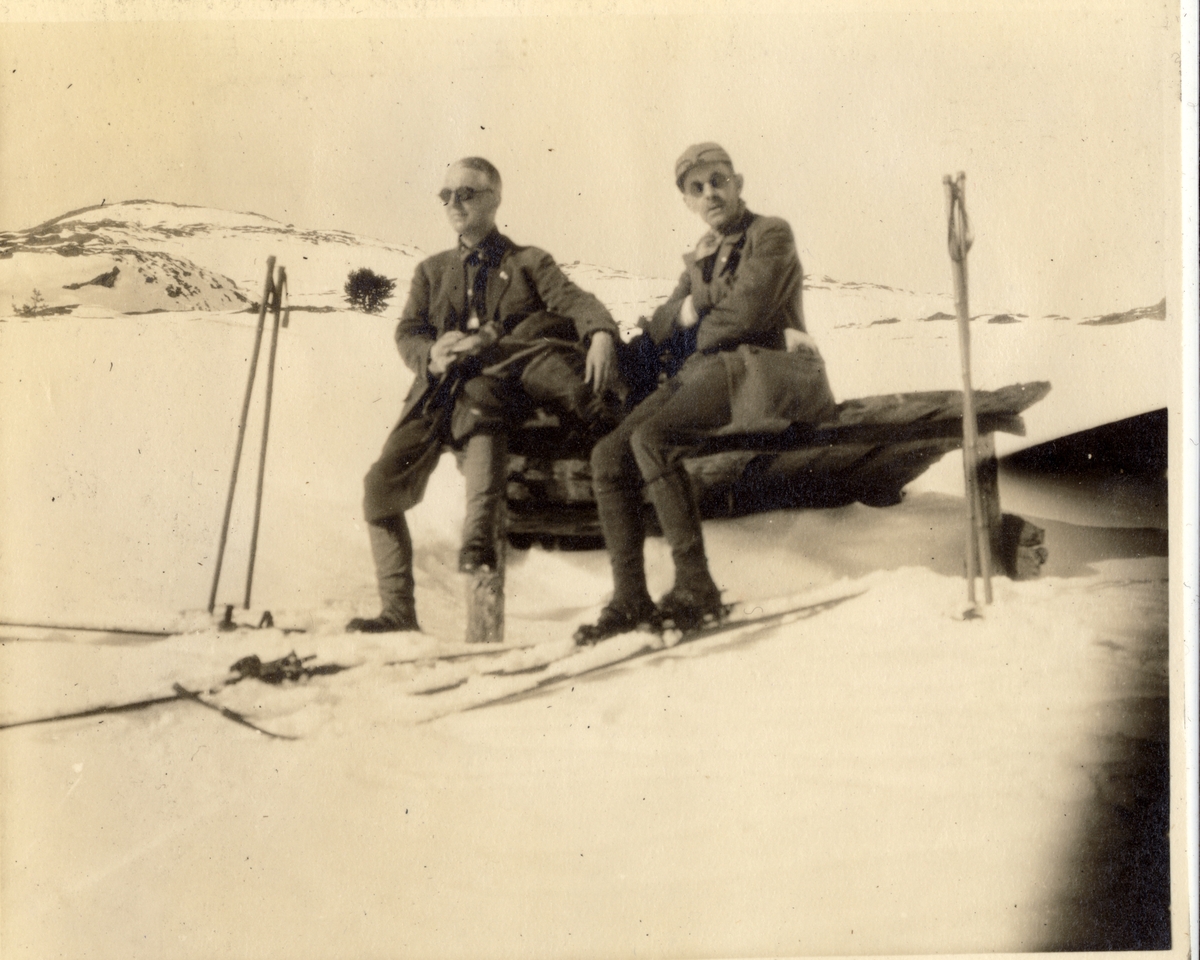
[464,251,486,330]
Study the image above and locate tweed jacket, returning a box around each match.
[645,207,835,434]
[645,206,805,354]
[394,230,618,422]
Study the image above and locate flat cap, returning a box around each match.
[675,142,733,190]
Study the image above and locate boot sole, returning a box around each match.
[574,616,662,647]
[660,602,733,634]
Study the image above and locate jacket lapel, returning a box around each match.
[437,251,466,331]
[717,228,749,278]
[481,233,513,324]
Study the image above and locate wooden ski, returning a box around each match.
[172,683,297,740]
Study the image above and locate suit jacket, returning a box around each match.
[394,230,618,422]
[646,206,805,356]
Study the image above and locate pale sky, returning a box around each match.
[0,0,1182,318]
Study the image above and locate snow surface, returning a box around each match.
[0,202,1179,957]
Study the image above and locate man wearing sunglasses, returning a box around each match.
[576,142,834,644]
[350,156,620,633]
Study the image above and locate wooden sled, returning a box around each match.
[506,381,1050,555]
[463,381,1051,642]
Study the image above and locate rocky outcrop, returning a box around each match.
[63,266,120,289]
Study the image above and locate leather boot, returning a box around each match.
[575,483,660,645]
[645,470,722,623]
[459,431,507,573]
[348,516,419,632]
[594,483,655,614]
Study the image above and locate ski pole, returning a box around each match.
[208,256,276,614]
[244,265,287,609]
[944,173,993,608]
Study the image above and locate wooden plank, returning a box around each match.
[506,383,1050,459]
[694,409,1028,454]
[976,433,1002,560]
[465,503,506,644]
[828,381,1051,425]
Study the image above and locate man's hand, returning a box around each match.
[783,327,818,353]
[584,330,617,395]
[678,294,700,329]
[453,323,501,360]
[428,330,468,376]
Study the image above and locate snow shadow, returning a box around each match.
[1040,582,1172,949]
[1032,520,1168,579]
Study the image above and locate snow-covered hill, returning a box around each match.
[0,200,423,316]
[1,199,1169,327]
[0,198,1174,449]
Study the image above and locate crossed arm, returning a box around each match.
[652,219,804,351]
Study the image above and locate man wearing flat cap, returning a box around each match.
[350,156,621,633]
[576,142,835,644]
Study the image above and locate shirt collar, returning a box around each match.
[692,204,753,259]
[458,227,504,264]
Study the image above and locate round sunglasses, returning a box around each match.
[684,172,733,196]
[439,186,494,206]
